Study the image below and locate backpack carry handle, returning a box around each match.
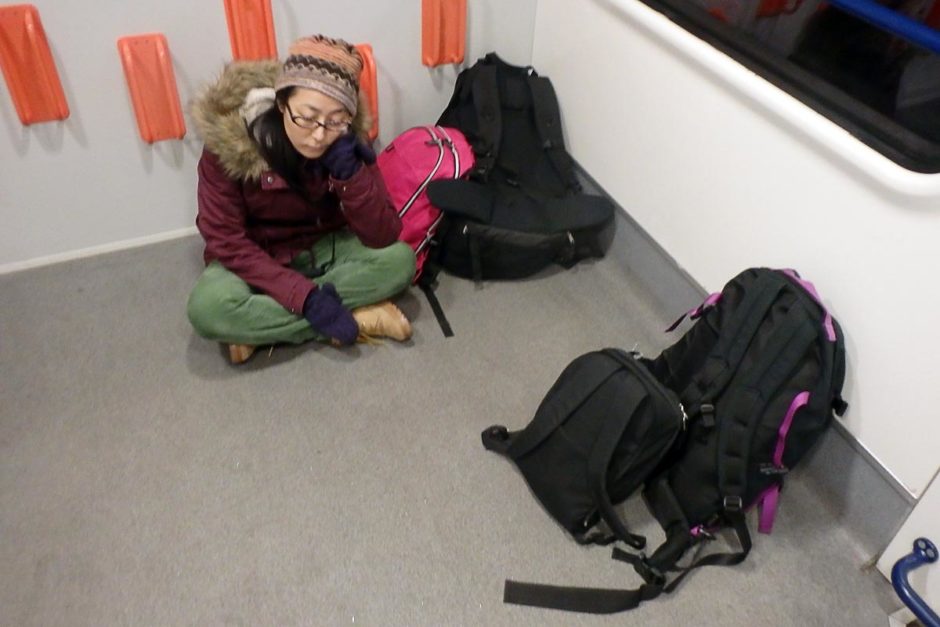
[481,425,511,455]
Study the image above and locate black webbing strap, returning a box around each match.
[503,579,662,614]
[611,508,751,596]
[471,63,501,181]
[418,280,454,338]
[586,374,648,550]
[468,230,483,285]
[680,272,785,411]
[416,222,455,339]
[526,75,581,192]
[640,475,693,577]
[661,510,752,593]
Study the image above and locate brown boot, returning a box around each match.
[227,343,256,364]
[352,301,412,342]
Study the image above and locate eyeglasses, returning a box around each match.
[284,102,350,134]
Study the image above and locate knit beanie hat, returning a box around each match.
[274,35,362,116]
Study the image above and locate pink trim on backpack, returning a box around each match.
[666,292,722,332]
[757,485,780,534]
[757,391,811,534]
[778,269,836,342]
[774,391,810,466]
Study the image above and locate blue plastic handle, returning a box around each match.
[828,0,940,55]
[891,537,939,627]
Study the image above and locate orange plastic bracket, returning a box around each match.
[223,0,277,61]
[757,0,804,18]
[0,4,69,124]
[355,43,379,142]
[421,0,466,67]
[117,34,186,143]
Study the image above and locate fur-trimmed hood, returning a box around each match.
[190,61,373,181]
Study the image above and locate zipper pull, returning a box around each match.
[691,525,715,541]
[679,403,688,430]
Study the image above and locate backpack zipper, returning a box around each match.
[436,126,462,176]
[399,126,446,218]
[415,127,462,254]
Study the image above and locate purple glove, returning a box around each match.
[302,283,358,346]
[319,133,376,180]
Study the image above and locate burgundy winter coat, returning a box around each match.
[196,150,400,314]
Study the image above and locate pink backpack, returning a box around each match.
[377,126,475,281]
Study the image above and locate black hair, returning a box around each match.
[247,87,308,194]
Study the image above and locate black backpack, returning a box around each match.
[482,349,687,550]
[483,268,848,614]
[426,53,614,281]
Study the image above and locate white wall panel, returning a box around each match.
[0,0,537,270]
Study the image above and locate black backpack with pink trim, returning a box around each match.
[486,267,848,613]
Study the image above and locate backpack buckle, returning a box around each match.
[690,525,715,542]
[699,403,715,428]
[634,558,666,587]
[833,396,848,416]
[759,463,789,476]
[723,495,743,512]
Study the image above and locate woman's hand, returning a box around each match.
[320,133,376,180]
[302,283,358,345]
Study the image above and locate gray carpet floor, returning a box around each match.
[0,219,898,626]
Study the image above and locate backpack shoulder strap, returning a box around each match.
[716,306,818,510]
[470,63,501,180]
[614,509,752,596]
[526,74,581,192]
[585,363,649,550]
[437,59,478,126]
[500,472,687,614]
[633,476,750,594]
[680,271,787,415]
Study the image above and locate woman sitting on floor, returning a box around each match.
[187,34,415,364]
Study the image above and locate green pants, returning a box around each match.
[187,231,416,345]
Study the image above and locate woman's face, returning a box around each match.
[279,88,352,160]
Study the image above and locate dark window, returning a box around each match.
[637,0,940,172]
